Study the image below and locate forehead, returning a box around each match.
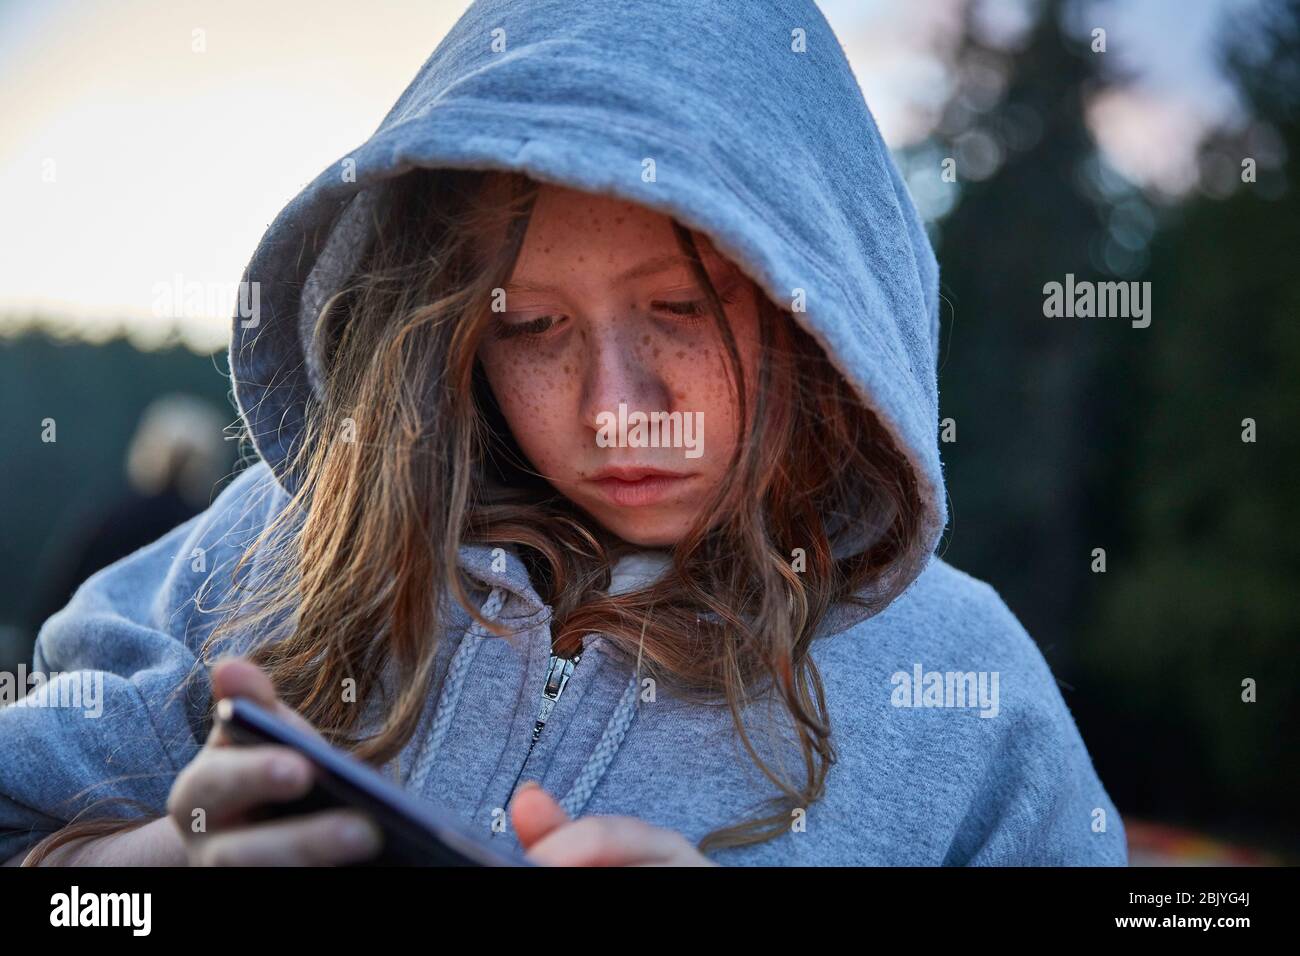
[516,183,682,283]
[526,182,669,233]
[522,187,674,293]
[474,175,727,274]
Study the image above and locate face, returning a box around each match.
[475,182,762,547]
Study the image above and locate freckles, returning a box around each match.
[520,362,544,415]
[514,369,567,420]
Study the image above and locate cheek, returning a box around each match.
[662,313,761,443]
[643,346,730,469]
[726,301,764,419]
[479,346,576,450]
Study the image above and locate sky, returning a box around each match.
[0,0,1254,351]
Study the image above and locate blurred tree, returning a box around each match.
[1079,0,1300,851]
[932,1,1109,674]
[929,0,1299,853]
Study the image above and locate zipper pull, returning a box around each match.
[530,652,580,746]
[497,650,582,838]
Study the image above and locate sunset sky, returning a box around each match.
[0,0,1250,351]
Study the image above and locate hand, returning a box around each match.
[510,781,717,866]
[165,657,383,866]
[7,816,187,867]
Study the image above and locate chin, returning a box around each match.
[598,512,687,549]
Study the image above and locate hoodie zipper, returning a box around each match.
[529,651,580,755]
[498,649,580,823]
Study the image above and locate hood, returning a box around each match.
[229,0,946,579]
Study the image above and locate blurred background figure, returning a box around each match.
[23,394,228,631]
[13,395,229,669]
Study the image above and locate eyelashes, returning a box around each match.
[493,315,556,340]
[492,286,740,341]
[650,299,709,320]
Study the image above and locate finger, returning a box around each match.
[208,656,319,744]
[524,815,680,867]
[210,656,279,708]
[510,781,571,849]
[196,810,383,867]
[168,744,313,828]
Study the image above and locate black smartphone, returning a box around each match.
[214,696,528,866]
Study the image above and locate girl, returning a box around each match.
[1,0,1126,866]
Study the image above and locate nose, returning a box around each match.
[578,321,673,436]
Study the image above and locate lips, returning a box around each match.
[589,466,688,482]
[586,466,696,507]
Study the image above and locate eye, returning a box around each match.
[651,299,707,318]
[493,313,565,340]
[650,285,740,324]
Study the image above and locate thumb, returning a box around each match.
[208,656,319,741]
[510,781,570,849]
[211,656,277,707]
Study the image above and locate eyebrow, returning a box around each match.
[507,254,699,294]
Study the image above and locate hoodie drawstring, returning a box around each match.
[405,585,506,795]
[405,583,639,818]
[558,673,640,817]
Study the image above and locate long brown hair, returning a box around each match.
[26,167,925,862]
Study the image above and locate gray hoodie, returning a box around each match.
[0,0,1127,865]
